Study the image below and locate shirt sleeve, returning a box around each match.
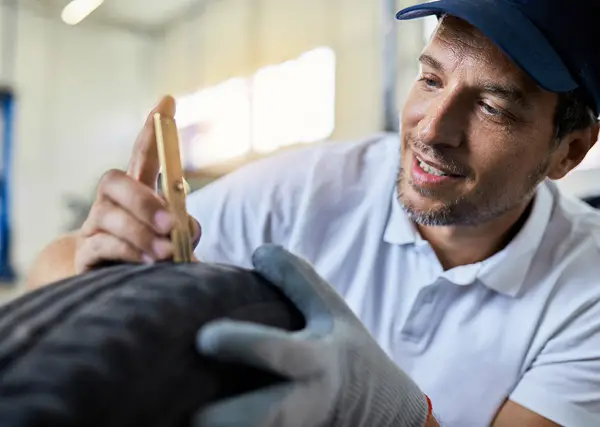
[185,148,309,268]
[509,298,600,427]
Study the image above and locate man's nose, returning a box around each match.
[416,91,466,149]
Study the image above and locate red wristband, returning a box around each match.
[425,394,433,424]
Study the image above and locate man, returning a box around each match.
[25,0,600,425]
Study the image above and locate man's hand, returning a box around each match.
[192,244,434,427]
[74,96,201,273]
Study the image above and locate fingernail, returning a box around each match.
[153,239,172,259]
[142,254,155,265]
[154,210,173,234]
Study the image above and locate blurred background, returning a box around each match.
[0,0,598,300]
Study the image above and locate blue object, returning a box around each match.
[0,89,15,283]
[396,0,600,116]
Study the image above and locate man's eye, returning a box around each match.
[479,101,503,116]
[419,76,441,88]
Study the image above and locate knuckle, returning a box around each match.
[83,200,112,234]
[97,169,125,194]
[103,168,124,182]
[92,198,112,219]
[81,203,102,235]
[79,215,95,236]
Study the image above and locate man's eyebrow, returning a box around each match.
[481,83,532,109]
[418,53,534,109]
[418,54,445,72]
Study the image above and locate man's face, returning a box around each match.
[398,16,561,226]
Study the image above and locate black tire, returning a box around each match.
[0,261,305,427]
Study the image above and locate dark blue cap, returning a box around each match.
[396,0,600,117]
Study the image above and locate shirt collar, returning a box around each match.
[383,180,555,297]
[383,187,422,246]
[476,181,554,296]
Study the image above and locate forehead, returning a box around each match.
[425,15,540,92]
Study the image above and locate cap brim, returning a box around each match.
[396,0,577,93]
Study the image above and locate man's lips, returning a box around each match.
[414,154,467,178]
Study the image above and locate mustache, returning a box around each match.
[408,139,472,177]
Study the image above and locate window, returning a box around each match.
[175,46,336,170]
[176,78,252,170]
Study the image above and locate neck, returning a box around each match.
[416,199,534,270]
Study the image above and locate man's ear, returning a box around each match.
[547,122,600,180]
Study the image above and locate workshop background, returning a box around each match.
[0,0,598,301]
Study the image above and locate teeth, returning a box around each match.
[419,159,447,176]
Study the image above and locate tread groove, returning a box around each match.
[0,262,304,427]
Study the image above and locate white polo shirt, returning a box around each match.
[188,133,600,427]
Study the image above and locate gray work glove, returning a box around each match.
[192,244,432,427]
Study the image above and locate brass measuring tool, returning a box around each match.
[153,113,194,263]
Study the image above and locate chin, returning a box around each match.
[397,172,446,210]
[397,175,470,226]
[397,183,430,219]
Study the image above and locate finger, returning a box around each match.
[192,383,295,427]
[96,169,175,235]
[197,319,323,379]
[82,199,173,261]
[126,95,176,187]
[251,245,347,325]
[75,232,151,273]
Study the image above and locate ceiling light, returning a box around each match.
[61,0,105,26]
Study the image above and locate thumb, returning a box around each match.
[127,95,176,187]
[197,319,323,379]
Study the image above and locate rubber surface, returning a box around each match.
[0,262,305,427]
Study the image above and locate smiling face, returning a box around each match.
[398,15,564,226]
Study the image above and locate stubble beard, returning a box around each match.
[395,159,549,227]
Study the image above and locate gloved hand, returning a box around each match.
[192,244,433,427]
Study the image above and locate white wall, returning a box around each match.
[152,0,600,192]
[153,0,405,141]
[3,0,598,302]
[3,4,157,291]
[0,0,424,300]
